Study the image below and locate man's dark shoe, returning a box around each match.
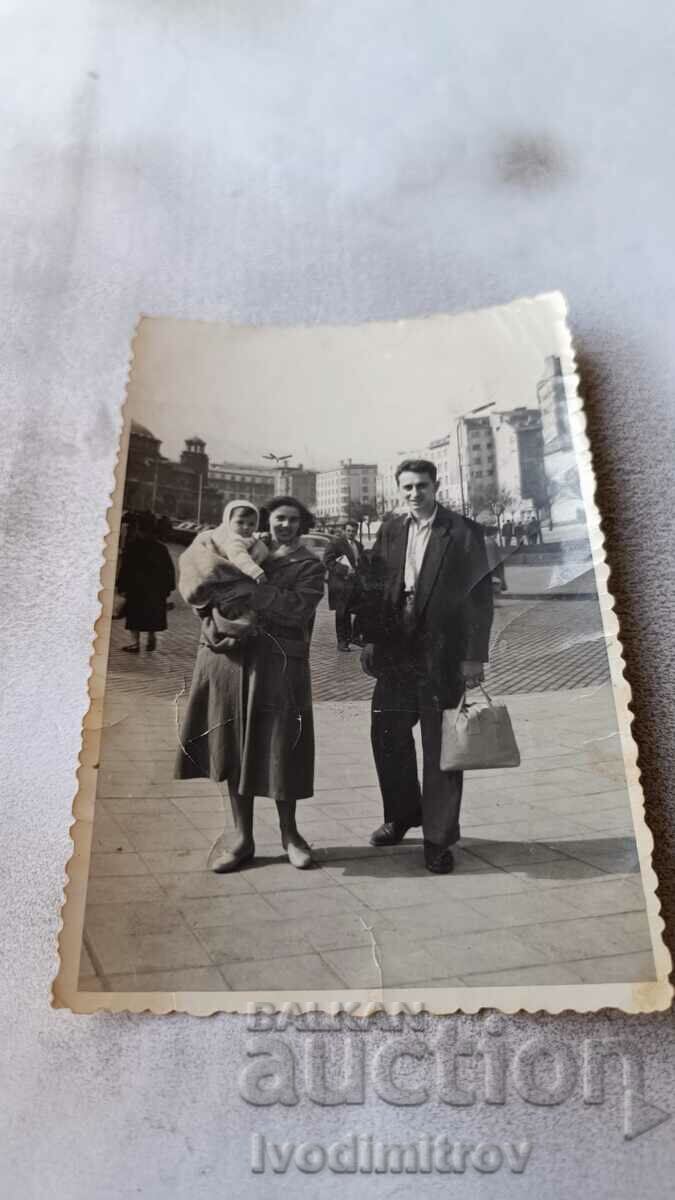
[424,841,455,874]
[369,820,414,847]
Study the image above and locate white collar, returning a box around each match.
[406,505,438,530]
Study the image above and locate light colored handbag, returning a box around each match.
[440,686,521,771]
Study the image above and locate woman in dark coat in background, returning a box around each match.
[175,496,325,872]
[117,512,176,652]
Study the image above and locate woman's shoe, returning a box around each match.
[146,633,157,651]
[207,834,255,874]
[121,643,140,654]
[282,834,313,870]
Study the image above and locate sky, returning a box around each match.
[126,295,573,470]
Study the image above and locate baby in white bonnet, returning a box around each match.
[213,498,269,580]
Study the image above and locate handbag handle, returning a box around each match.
[454,683,493,727]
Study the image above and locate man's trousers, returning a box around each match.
[371,669,463,848]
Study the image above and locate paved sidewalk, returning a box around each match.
[80,682,655,992]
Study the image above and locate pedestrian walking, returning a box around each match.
[527,515,541,545]
[117,512,176,652]
[501,518,513,546]
[324,520,364,650]
[175,496,325,873]
[360,459,493,874]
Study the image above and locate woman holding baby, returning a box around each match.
[175,495,325,872]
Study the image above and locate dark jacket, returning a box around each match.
[117,536,176,632]
[362,506,493,706]
[324,535,364,613]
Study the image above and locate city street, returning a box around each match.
[78,550,654,993]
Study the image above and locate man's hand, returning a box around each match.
[360,643,377,677]
[460,660,485,688]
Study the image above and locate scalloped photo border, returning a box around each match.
[53,293,673,1015]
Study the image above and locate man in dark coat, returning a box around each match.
[360,459,493,874]
[324,520,365,651]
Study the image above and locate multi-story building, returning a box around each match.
[488,408,547,516]
[315,460,377,521]
[208,460,276,509]
[273,464,317,511]
[536,356,584,525]
[457,415,496,514]
[123,424,222,522]
[376,435,462,514]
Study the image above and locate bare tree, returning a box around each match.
[469,484,515,538]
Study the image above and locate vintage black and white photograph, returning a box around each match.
[56,295,671,1012]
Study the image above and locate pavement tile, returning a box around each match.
[323,938,438,987]
[382,901,498,939]
[196,920,315,963]
[294,817,361,841]
[91,819,135,854]
[182,812,232,832]
[504,860,603,888]
[464,840,565,868]
[460,964,585,986]
[155,871,256,900]
[89,852,150,877]
[570,810,635,835]
[99,797,185,816]
[293,911,395,952]
[565,952,656,983]
[87,925,213,976]
[423,929,550,976]
[545,840,640,874]
[556,877,647,917]
[320,857,426,882]
[114,812,196,835]
[343,870,527,911]
[104,967,230,991]
[244,863,338,893]
[467,889,581,928]
[140,849,213,874]
[84,876,165,905]
[265,886,365,919]
[221,954,346,991]
[179,894,278,929]
[171,796,227,814]
[510,912,652,964]
[124,827,211,852]
[84,900,185,935]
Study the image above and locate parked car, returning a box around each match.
[300,532,331,562]
[170,520,202,546]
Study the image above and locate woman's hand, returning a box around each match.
[461,660,485,688]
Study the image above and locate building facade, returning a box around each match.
[315,460,377,521]
[488,408,547,516]
[457,415,496,515]
[273,464,317,510]
[376,436,462,514]
[123,423,222,523]
[536,356,584,524]
[208,460,276,510]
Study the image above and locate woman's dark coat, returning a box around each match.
[117,537,176,632]
[175,546,325,801]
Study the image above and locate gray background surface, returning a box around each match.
[1,1,674,1195]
